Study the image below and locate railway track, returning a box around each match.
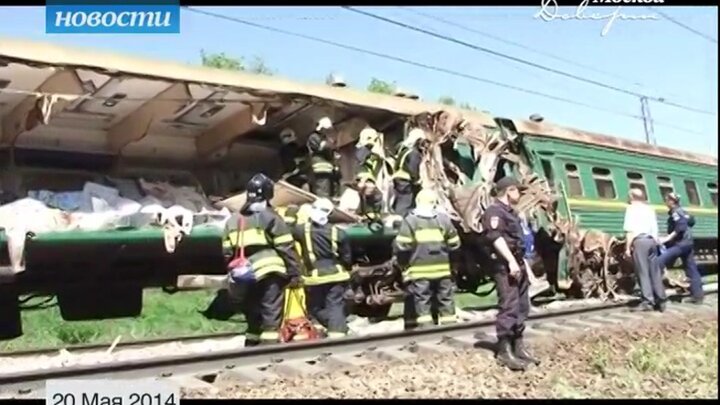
[0,285,716,399]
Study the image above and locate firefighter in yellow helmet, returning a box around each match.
[393,188,461,330]
[306,117,340,198]
[223,174,302,346]
[292,198,352,338]
[392,128,425,216]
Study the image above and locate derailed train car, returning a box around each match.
[0,39,717,337]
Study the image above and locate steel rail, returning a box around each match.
[1,332,241,358]
[0,288,716,397]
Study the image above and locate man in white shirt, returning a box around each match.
[623,188,666,311]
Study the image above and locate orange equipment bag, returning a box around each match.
[280,287,320,343]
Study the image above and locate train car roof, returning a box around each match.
[511,119,718,167]
[0,38,496,164]
[0,38,715,167]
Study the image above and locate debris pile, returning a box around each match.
[411,110,633,298]
[0,178,232,274]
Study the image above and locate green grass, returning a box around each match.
[0,289,242,352]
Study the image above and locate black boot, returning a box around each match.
[496,337,527,371]
[513,336,541,366]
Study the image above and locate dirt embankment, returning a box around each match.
[185,311,718,399]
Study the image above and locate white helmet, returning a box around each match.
[403,128,426,147]
[310,198,334,225]
[312,198,334,213]
[316,116,333,131]
[356,127,379,148]
[279,128,296,145]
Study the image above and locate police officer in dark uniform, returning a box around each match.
[223,173,302,346]
[293,198,352,338]
[480,176,539,371]
[394,189,462,329]
[656,192,703,304]
[278,128,307,189]
[392,128,425,216]
[306,117,340,198]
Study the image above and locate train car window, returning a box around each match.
[592,167,616,199]
[657,176,675,201]
[683,180,701,206]
[626,171,648,201]
[540,159,555,188]
[708,182,718,207]
[564,163,583,196]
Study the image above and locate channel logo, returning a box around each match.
[45,0,180,34]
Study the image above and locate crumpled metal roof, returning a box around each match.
[0,37,715,167]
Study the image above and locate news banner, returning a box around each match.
[46,380,179,405]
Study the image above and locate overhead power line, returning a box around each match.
[182,7,707,137]
[398,6,653,93]
[649,7,718,44]
[342,6,716,117]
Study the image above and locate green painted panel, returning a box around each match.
[0,224,223,245]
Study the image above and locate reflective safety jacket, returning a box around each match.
[223,208,301,281]
[392,144,422,184]
[293,222,352,286]
[393,213,461,281]
[355,147,385,183]
[307,131,338,176]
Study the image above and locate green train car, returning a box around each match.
[0,39,716,336]
[341,116,717,317]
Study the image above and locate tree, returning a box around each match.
[459,102,477,111]
[367,78,396,95]
[438,96,456,106]
[247,56,275,76]
[200,50,275,75]
[201,50,244,71]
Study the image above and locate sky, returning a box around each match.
[0,5,717,157]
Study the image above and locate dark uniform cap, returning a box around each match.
[495,176,525,193]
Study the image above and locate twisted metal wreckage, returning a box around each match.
[353,109,682,303]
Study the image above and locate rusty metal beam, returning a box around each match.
[0,69,85,146]
[195,102,267,158]
[106,82,191,153]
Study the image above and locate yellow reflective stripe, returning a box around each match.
[273,234,294,245]
[252,255,286,279]
[392,170,412,181]
[331,226,338,254]
[293,333,310,341]
[404,263,451,281]
[447,235,460,245]
[415,228,445,243]
[304,223,317,263]
[396,235,414,244]
[260,331,279,340]
[302,268,350,286]
[245,333,260,341]
[439,315,457,325]
[327,331,347,338]
[356,171,375,181]
[224,229,268,247]
[312,162,334,173]
[408,263,451,273]
[416,315,433,325]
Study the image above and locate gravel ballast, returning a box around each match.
[184,310,718,399]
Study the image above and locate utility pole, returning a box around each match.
[639,96,657,145]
